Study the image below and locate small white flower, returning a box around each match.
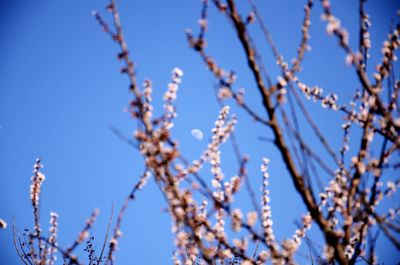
[172,67,184,78]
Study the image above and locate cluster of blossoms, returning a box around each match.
[321,93,339,110]
[76,208,99,245]
[223,175,241,203]
[260,158,276,249]
[130,69,185,174]
[142,79,153,122]
[297,82,324,102]
[209,106,237,202]
[321,0,349,47]
[231,209,243,232]
[295,80,343,111]
[373,26,400,83]
[29,157,46,258]
[163,67,184,130]
[290,213,312,249]
[265,0,313,94]
[214,208,226,240]
[30,159,45,220]
[279,212,313,262]
[319,169,348,214]
[46,212,59,265]
[361,13,371,51]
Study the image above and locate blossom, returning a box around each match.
[0,219,7,229]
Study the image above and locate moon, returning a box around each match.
[190,129,203,140]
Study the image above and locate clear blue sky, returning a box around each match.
[1,0,399,264]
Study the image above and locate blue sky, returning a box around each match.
[1,0,399,264]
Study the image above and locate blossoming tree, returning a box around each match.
[13,0,400,264]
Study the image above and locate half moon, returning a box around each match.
[190,129,204,140]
